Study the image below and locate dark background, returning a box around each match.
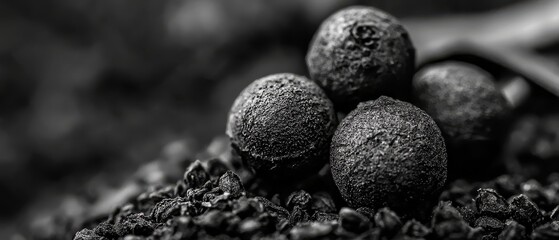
[0,0,547,238]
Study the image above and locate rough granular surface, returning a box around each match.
[306,6,415,111]
[329,96,447,216]
[69,149,559,240]
[17,3,559,240]
[412,61,512,180]
[412,61,511,142]
[226,73,337,180]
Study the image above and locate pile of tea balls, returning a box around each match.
[227,6,511,216]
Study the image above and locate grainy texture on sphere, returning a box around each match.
[412,61,511,142]
[227,73,337,180]
[306,6,415,111]
[330,96,447,214]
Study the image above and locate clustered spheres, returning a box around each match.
[227,6,511,217]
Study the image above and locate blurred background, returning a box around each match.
[1,0,559,239]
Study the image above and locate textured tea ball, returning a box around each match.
[412,61,511,179]
[306,6,415,111]
[412,61,511,141]
[227,73,337,180]
[330,96,447,214]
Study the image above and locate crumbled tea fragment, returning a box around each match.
[255,196,289,220]
[432,202,463,224]
[374,208,402,237]
[237,218,262,235]
[312,211,338,223]
[289,206,310,225]
[311,192,337,213]
[509,194,544,229]
[286,190,312,210]
[431,202,474,240]
[183,160,210,189]
[93,221,118,239]
[476,188,510,220]
[458,205,478,226]
[150,198,186,223]
[121,235,142,240]
[114,213,154,236]
[74,229,106,240]
[339,207,371,233]
[520,180,551,211]
[218,170,244,197]
[400,219,430,239]
[475,216,504,236]
[68,102,559,240]
[71,152,559,240]
[289,222,333,240]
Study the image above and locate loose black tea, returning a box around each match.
[17,3,559,240]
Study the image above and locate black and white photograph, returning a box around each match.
[1,0,559,239]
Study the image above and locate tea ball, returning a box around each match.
[412,62,512,179]
[330,96,447,214]
[227,73,337,180]
[306,6,415,111]
[412,61,511,142]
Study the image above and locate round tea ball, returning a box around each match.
[330,96,447,214]
[227,73,337,180]
[412,61,511,142]
[306,6,415,111]
[412,61,512,179]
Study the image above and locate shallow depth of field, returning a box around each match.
[1,0,559,239]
